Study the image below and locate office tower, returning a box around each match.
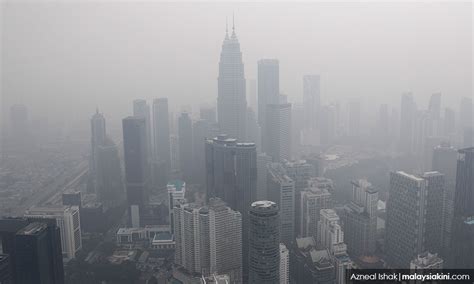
[451,147,474,268]
[205,135,257,281]
[246,108,261,151]
[248,201,280,284]
[422,172,445,256]
[90,109,106,190]
[320,105,336,145]
[284,161,317,236]
[347,100,361,137]
[412,111,431,161]
[248,79,257,113]
[300,178,332,238]
[173,199,242,282]
[133,99,152,158]
[399,93,417,154]
[257,59,280,127]
[292,103,305,149]
[25,206,81,260]
[342,180,378,258]
[291,237,335,284]
[410,252,443,269]
[123,116,149,226]
[267,164,295,245]
[193,119,210,185]
[432,143,457,257]
[279,244,289,284]
[318,209,344,253]
[256,153,272,200]
[428,93,442,120]
[302,75,320,131]
[217,23,247,141]
[14,222,64,284]
[178,112,193,182]
[170,134,180,172]
[200,106,217,125]
[96,140,124,209]
[153,98,171,177]
[0,254,11,284]
[386,171,427,268]
[167,180,186,230]
[266,103,292,162]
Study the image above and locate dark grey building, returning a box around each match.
[451,147,474,268]
[0,254,12,284]
[249,201,280,284]
[122,116,149,227]
[192,119,210,185]
[258,59,279,154]
[178,112,193,182]
[217,24,247,141]
[422,172,445,256]
[302,75,320,131]
[96,140,124,209]
[153,98,171,179]
[386,171,426,268]
[90,109,106,189]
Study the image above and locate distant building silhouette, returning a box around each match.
[178,112,193,182]
[153,98,171,181]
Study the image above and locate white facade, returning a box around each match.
[300,179,332,237]
[279,243,289,284]
[26,205,81,260]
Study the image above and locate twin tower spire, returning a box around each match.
[225,14,236,39]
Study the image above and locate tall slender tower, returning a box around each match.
[153,98,171,176]
[90,109,106,191]
[217,20,247,141]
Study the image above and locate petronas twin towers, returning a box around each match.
[217,21,247,141]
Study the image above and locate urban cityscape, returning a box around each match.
[0,1,473,284]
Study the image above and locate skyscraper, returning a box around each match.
[421,171,444,256]
[258,59,280,152]
[302,75,320,131]
[173,198,242,282]
[318,209,344,254]
[122,116,149,226]
[178,112,193,182]
[342,180,378,258]
[90,109,106,188]
[25,206,82,260]
[266,103,292,162]
[279,244,289,284]
[217,23,247,141]
[133,99,152,159]
[152,98,171,177]
[249,201,280,284]
[256,153,272,200]
[247,78,257,113]
[96,140,124,209]
[432,143,457,256]
[386,171,426,268]
[193,119,210,185]
[267,163,295,245]
[451,147,474,268]
[300,178,332,238]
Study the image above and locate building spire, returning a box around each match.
[232,12,236,37]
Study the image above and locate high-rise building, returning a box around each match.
[133,99,153,159]
[399,93,417,154]
[173,199,242,282]
[153,98,171,178]
[342,180,378,258]
[193,119,210,185]
[386,171,427,268]
[444,107,456,138]
[205,135,257,282]
[90,109,106,190]
[300,178,332,238]
[0,254,11,284]
[247,79,257,113]
[302,75,320,131]
[266,103,292,162]
[279,244,289,284]
[96,140,124,209]
[122,116,149,226]
[267,163,295,245]
[25,206,81,260]
[422,172,445,256]
[178,112,194,182]
[217,23,247,141]
[200,106,217,125]
[248,201,280,284]
[256,153,272,200]
[14,222,64,284]
[432,143,457,257]
[246,108,261,151]
[451,147,474,268]
[410,252,443,269]
[257,59,279,126]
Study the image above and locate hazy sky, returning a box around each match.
[1,1,472,130]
